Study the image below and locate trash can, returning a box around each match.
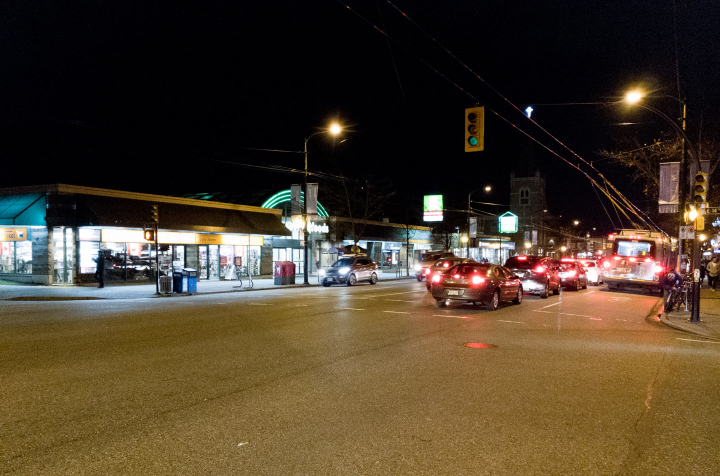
[274,261,296,285]
[160,276,172,294]
[173,271,184,293]
[285,261,296,285]
[183,268,197,293]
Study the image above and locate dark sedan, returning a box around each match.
[430,263,523,310]
[424,257,476,291]
[559,259,588,291]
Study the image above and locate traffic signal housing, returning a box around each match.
[143,229,155,241]
[464,106,485,152]
[693,171,708,208]
[151,205,159,224]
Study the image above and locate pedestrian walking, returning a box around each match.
[93,250,105,288]
[706,256,719,291]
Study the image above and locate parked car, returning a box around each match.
[503,255,561,298]
[559,259,588,290]
[414,251,456,281]
[430,263,523,310]
[320,256,378,286]
[425,257,477,291]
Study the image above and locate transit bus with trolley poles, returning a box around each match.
[601,229,674,295]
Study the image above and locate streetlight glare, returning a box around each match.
[573,220,579,225]
[329,124,341,135]
[484,186,491,192]
[625,91,643,104]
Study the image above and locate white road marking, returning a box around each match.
[532,310,553,314]
[586,291,595,294]
[247,303,271,306]
[541,302,561,309]
[498,320,526,324]
[385,299,418,303]
[364,292,414,298]
[383,311,410,314]
[432,315,468,318]
[676,338,720,344]
[336,307,365,311]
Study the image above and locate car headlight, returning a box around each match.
[414,264,421,271]
[319,269,325,276]
[339,267,351,275]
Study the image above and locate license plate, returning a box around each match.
[447,290,460,296]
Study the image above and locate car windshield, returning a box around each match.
[421,253,443,261]
[452,264,490,276]
[331,258,355,267]
[434,259,460,267]
[504,256,540,269]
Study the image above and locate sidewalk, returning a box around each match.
[660,285,720,340]
[0,270,416,302]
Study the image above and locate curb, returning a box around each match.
[659,311,714,339]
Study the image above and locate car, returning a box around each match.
[559,259,588,290]
[414,251,455,281]
[424,257,477,291]
[320,256,378,286]
[503,255,561,298]
[578,259,603,285]
[430,263,523,310]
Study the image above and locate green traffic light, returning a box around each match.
[468,137,478,147]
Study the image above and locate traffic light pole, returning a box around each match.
[155,222,160,295]
[303,136,311,285]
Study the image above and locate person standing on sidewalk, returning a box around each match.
[707,256,720,291]
[93,250,105,288]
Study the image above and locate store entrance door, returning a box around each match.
[199,245,208,279]
[52,227,74,284]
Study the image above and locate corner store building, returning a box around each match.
[0,184,290,285]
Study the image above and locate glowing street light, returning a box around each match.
[625,91,643,104]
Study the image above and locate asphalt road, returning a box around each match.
[2,280,719,475]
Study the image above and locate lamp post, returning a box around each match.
[626,91,701,322]
[303,123,341,285]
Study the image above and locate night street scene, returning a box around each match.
[2,1,720,475]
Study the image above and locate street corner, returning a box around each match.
[659,310,716,339]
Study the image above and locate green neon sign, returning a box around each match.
[261,190,329,217]
[498,212,518,233]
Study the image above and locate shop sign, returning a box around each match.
[99,228,263,246]
[423,195,443,222]
[284,221,329,233]
[1,228,27,241]
[196,234,223,245]
[498,212,518,233]
[79,228,101,241]
[159,256,172,272]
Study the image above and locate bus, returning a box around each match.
[602,229,673,295]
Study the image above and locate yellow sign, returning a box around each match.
[100,228,263,246]
[195,234,223,245]
[1,228,28,242]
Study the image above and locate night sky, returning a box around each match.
[2,1,719,233]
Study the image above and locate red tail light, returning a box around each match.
[534,265,546,273]
[613,256,621,260]
[566,270,577,277]
[517,256,527,261]
[442,262,450,267]
[471,275,484,285]
[425,268,431,275]
[432,274,441,283]
[453,274,461,279]
[603,260,611,268]
[629,257,637,262]
[654,265,664,274]
[644,257,653,262]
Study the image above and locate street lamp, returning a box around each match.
[625,90,702,322]
[303,123,342,285]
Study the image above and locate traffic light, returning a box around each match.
[143,229,155,241]
[464,106,484,152]
[693,171,708,208]
[150,205,159,224]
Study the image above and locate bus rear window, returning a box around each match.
[614,240,655,257]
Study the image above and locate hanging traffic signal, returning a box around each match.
[464,106,485,152]
[150,205,159,224]
[693,171,708,208]
[143,229,155,241]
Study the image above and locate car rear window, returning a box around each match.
[504,256,540,269]
[453,264,491,276]
[582,262,596,268]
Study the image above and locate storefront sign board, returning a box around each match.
[1,228,27,241]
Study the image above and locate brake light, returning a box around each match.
[566,270,576,277]
[561,258,574,262]
[517,256,527,260]
[425,268,431,275]
[603,260,610,268]
[534,265,546,273]
[608,234,615,240]
[471,275,484,285]
[432,274,441,283]
[453,274,460,279]
[654,265,663,274]
[442,262,450,267]
[644,258,653,262]
[613,256,622,260]
[629,257,637,262]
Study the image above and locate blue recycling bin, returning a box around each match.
[183,268,197,293]
[173,271,184,293]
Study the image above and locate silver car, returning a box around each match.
[321,256,379,286]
